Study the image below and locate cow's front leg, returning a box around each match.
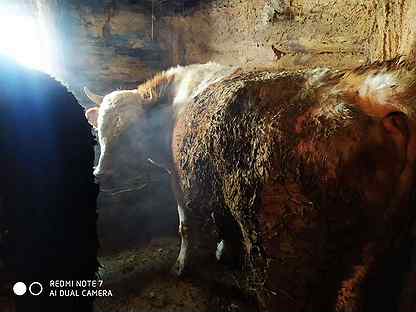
[173,202,218,276]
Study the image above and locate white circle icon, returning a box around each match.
[13,282,27,296]
[29,282,43,296]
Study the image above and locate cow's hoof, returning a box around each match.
[171,256,206,277]
[172,242,188,276]
[171,259,186,277]
[216,239,242,269]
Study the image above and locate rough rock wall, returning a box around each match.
[37,0,203,108]
[37,1,167,107]
[370,0,416,60]
[39,0,416,104]
[164,0,416,70]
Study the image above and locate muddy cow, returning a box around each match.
[83,59,416,311]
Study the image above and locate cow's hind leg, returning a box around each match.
[173,203,189,276]
[213,210,243,268]
[173,202,218,276]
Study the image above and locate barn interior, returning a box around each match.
[1,1,416,311]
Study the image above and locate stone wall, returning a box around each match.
[31,0,416,104]
[164,0,416,69]
[35,1,416,106]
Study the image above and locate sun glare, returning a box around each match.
[0,14,53,73]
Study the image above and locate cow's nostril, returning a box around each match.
[94,173,104,180]
[94,170,115,187]
[94,167,113,177]
[94,171,106,181]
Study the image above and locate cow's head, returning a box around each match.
[320,60,416,312]
[310,60,416,217]
[82,75,175,191]
[83,88,145,188]
[338,59,416,210]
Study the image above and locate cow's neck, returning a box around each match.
[145,63,235,171]
[142,103,175,174]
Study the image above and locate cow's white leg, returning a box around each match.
[212,210,243,267]
[172,202,218,276]
[173,203,188,275]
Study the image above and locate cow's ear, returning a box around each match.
[382,112,409,159]
[85,107,99,128]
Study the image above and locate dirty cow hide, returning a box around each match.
[0,56,99,312]
[84,59,416,312]
[172,62,416,312]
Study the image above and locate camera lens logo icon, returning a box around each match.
[12,282,43,296]
[13,282,26,296]
[29,282,43,296]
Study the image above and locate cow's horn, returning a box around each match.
[84,87,104,106]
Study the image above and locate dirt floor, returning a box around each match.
[95,236,258,312]
[0,236,259,312]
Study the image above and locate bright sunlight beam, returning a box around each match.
[0,14,53,73]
